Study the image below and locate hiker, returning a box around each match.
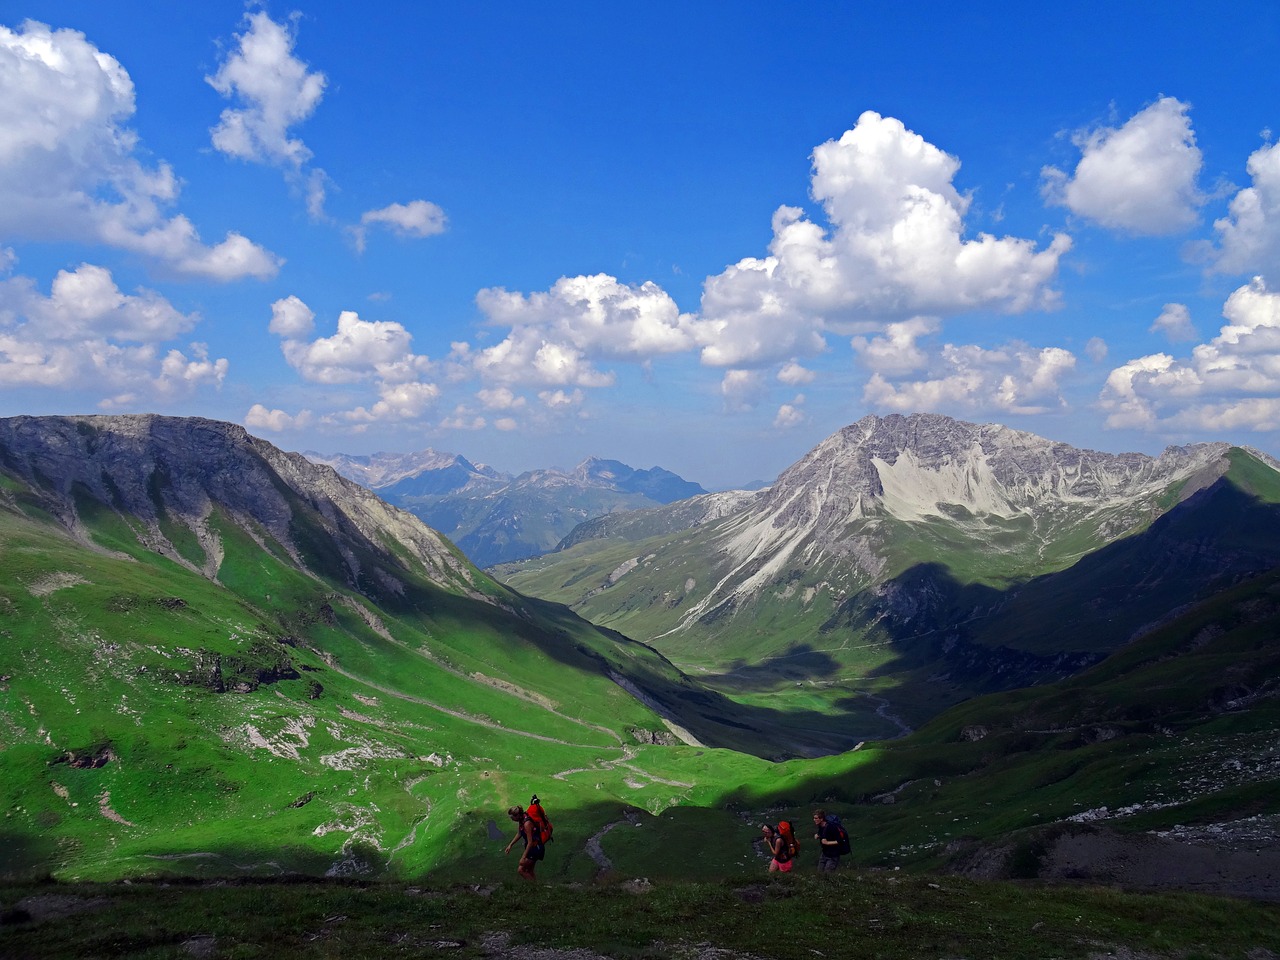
[761,823,793,873]
[812,808,842,872]
[504,804,544,881]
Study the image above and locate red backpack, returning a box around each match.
[527,794,553,845]
[777,819,800,859]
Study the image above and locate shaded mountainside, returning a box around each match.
[786,562,1280,899]
[499,414,1280,732]
[308,449,708,569]
[0,414,847,883]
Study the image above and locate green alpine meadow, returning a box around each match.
[3,413,1280,958]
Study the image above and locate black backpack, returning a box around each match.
[826,813,852,855]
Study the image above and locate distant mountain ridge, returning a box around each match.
[306,448,707,568]
[304,448,504,494]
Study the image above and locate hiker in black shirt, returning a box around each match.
[812,808,841,872]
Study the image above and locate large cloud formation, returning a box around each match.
[1042,97,1204,235]
[0,20,279,280]
[207,12,326,169]
[460,112,1069,403]
[855,318,1077,416]
[264,297,439,426]
[696,110,1071,366]
[471,274,698,386]
[207,11,329,217]
[0,262,226,399]
[1101,276,1280,431]
[1212,140,1280,277]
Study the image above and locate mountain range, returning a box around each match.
[306,449,706,568]
[498,413,1280,731]
[1,411,1278,897]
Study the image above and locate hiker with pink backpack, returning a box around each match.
[761,820,800,872]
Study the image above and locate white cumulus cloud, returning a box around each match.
[477,386,526,411]
[851,317,940,376]
[777,360,816,385]
[208,12,325,169]
[1211,140,1280,277]
[1101,276,1280,431]
[267,302,440,426]
[0,20,279,280]
[0,263,226,396]
[1149,303,1198,343]
[245,404,313,432]
[471,274,696,387]
[774,397,807,429]
[352,200,448,252]
[720,369,767,413]
[269,295,316,338]
[278,309,423,384]
[1042,97,1204,235]
[696,111,1070,366]
[864,340,1077,416]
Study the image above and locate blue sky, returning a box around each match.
[4,2,1280,488]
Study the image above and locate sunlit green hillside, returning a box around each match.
[0,416,808,882]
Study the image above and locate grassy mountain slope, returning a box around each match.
[0,416,826,882]
[4,414,1277,904]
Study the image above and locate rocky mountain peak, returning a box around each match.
[0,414,477,597]
[765,412,1232,526]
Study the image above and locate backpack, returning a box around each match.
[527,794,553,845]
[825,813,852,856]
[776,819,800,859]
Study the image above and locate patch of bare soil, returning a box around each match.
[26,572,89,597]
[480,931,616,959]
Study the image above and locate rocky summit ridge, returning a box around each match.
[767,412,1236,528]
[0,414,478,598]
[659,413,1252,630]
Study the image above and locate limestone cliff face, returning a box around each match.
[0,415,479,598]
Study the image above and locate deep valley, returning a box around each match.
[2,412,1279,959]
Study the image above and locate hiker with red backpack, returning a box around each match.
[812,808,850,872]
[761,822,797,873]
[504,794,553,881]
